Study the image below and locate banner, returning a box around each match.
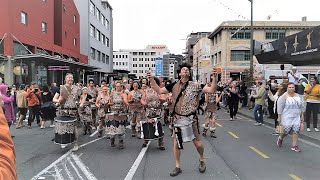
[155,57,163,76]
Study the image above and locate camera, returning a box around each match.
[34,88,39,93]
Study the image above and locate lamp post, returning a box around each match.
[249,0,254,84]
[196,57,199,82]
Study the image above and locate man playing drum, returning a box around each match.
[147,63,217,177]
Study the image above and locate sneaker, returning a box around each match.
[199,160,206,173]
[40,126,45,129]
[307,128,311,132]
[170,167,182,177]
[315,128,319,132]
[276,137,283,147]
[291,145,301,152]
[230,118,234,121]
[49,125,55,128]
[254,122,262,126]
[91,126,96,130]
[271,132,279,136]
[71,145,79,152]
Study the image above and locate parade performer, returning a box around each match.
[147,63,217,177]
[106,82,129,149]
[79,87,94,135]
[87,79,98,129]
[202,83,222,138]
[140,77,166,150]
[128,81,144,137]
[96,85,111,137]
[53,73,81,151]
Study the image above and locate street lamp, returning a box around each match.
[249,0,254,84]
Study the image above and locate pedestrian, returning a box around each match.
[147,63,217,177]
[287,66,300,92]
[79,87,94,135]
[26,82,41,128]
[304,76,320,132]
[16,84,28,129]
[227,81,240,120]
[96,85,111,137]
[251,79,266,126]
[0,109,17,180]
[268,83,287,135]
[0,84,15,128]
[39,84,55,129]
[87,79,98,129]
[276,82,304,152]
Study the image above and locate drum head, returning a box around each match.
[55,116,77,123]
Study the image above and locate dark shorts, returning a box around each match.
[18,108,28,116]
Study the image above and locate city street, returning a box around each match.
[12,108,320,180]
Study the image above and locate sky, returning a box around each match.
[108,0,319,54]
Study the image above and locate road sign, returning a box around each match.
[155,57,163,76]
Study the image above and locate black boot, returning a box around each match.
[83,125,87,135]
[119,140,124,149]
[131,125,136,137]
[111,138,115,147]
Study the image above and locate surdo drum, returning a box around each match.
[141,118,164,140]
[54,116,77,148]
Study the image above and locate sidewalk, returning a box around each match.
[235,106,320,146]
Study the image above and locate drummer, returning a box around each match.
[141,77,166,150]
[52,73,82,151]
[95,85,111,137]
[79,87,94,135]
[107,82,129,149]
[127,81,144,137]
[87,79,98,129]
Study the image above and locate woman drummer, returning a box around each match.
[52,73,81,151]
[79,87,94,135]
[141,77,166,150]
[95,85,111,137]
[127,81,144,137]
[107,82,129,149]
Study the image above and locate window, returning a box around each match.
[97,51,101,61]
[126,55,128,58]
[265,29,286,39]
[105,19,109,29]
[90,24,95,37]
[101,34,105,44]
[41,22,47,32]
[65,31,67,37]
[133,70,137,73]
[230,50,250,61]
[21,12,27,25]
[106,55,109,64]
[73,15,76,23]
[96,30,100,41]
[102,53,106,63]
[73,38,77,46]
[145,64,149,67]
[145,58,149,61]
[139,64,143,67]
[116,62,118,65]
[101,14,105,25]
[96,9,100,21]
[106,37,109,47]
[145,70,148,73]
[133,64,137,67]
[90,48,95,60]
[126,62,128,66]
[139,70,143,73]
[90,1,95,15]
[133,52,137,55]
[139,58,143,61]
[139,52,144,55]
[133,58,137,61]
[231,30,251,39]
[122,62,125,65]
[152,64,155,67]
[116,55,118,58]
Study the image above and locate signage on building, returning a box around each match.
[151,46,166,50]
[155,57,163,76]
[48,66,69,71]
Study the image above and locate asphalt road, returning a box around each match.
[12,108,320,180]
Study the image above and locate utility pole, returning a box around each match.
[249,0,254,84]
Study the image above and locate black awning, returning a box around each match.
[256,26,320,66]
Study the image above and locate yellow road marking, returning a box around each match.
[228,131,239,139]
[216,123,223,127]
[249,146,269,159]
[289,174,302,180]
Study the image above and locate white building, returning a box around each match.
[115,45,170,79]
[112,52,132,72]
[74,0,113,83]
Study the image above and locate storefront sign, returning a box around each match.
[151,46,166,50]
[48,66,69,71]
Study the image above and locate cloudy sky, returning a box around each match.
[108,0,319,54]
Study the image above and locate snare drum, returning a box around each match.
[141,120,164,140]
[54,116,77,146]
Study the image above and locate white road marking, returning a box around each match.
[37,177,45,180]
[90,130,99,137]
[67,156,84,180]
[124,141,151,180]
[54,165,63,180]
[31,136,106,180]
[71,154,98,180]
[64,162,75,180]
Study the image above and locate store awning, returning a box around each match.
[255,25,320,66]
[12,54,98,71]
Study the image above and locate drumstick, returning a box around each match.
[140,121,144,139]
[154,118,159,136]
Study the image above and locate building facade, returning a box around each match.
[206,21,320,82]
[115,45,170,79]
[183,32,211,64]
[0,0,91,86]
[193,37,213,82]
[112,51,132,72]
[74,0,113,84]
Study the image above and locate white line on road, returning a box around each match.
[64,162,75,180]
[71,153,98,180]
[54,165,63,180]
[67,157,84,180]
[90,130,99,137]
[124,141,151,180]
[31,136,106,180]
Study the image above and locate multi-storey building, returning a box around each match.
[183,32,211,64]
[193,37,213,82]
[112,51,132,72]
[163,54,184,80]
[74,0,113,83]
[116,45,170,79]
[0,0,92,86]
[205,21,320,82]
